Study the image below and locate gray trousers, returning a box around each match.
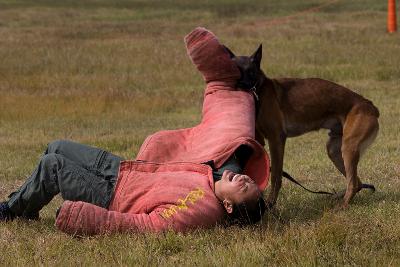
[7,140,123,218]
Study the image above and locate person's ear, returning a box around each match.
[223,199,233,214]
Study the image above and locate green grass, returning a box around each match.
[0,0,399,265]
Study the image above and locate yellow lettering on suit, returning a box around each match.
[160,188,205,219]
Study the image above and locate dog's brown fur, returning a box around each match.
[226,45,380,208]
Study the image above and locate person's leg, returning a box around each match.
[45,140,123,182]
[6,153,119,219]
[44,140,123,205]
[1,140,123,221]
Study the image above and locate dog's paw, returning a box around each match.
[265,195,277,210]
[333,201,348,211]
[361,183,376,192]
[265,206,286,224]
[265,201,276,211]
[332,189,346,200]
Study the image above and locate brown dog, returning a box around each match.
[225,44,380,208]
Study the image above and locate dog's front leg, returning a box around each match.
[265,133,286,209]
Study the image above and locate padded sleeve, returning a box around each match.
[55,201,170,236]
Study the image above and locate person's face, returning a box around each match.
[214,170,260,213]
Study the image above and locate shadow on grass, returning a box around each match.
[6,188,398,236]
[264,188,400,227]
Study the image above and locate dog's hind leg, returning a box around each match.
[326,124,346,177]
[341,106,379,207]
[341,141,362,207]
[326,127,349,200]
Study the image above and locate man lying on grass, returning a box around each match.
[0,27,270,235]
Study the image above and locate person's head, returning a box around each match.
[214,170,266,225]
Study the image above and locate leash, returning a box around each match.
[282,170,376,195]
[282,170,335,195]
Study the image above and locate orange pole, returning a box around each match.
[388,0,397,33]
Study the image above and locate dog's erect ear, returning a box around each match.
[223,45,236,59]
[251,44,262,68]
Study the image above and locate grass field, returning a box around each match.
[0,0,399,265]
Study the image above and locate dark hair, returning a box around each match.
[226,195,266,226]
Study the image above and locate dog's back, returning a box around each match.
[269,77,379,136]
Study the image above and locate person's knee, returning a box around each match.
[46,140,70,154]
[38,153,62,194]
[41,153,61,170]
[40,153,67,179]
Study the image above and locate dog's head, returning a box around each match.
[223,44,263,90]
